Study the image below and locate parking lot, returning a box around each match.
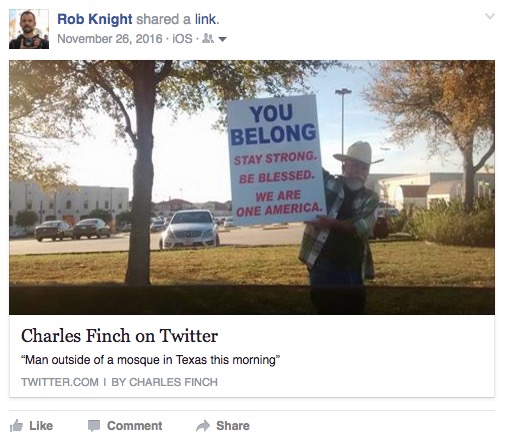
[8,224,305,255]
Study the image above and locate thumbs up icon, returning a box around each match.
[10,419,23,432]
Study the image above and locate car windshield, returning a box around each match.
[40,221,61,227]
[78,219,98,225]
[171,212,212,224]
[152,220,164,225]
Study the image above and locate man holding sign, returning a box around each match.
[299,141,380,315]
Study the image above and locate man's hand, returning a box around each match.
[305,215,335,230]
[20,37,42,49]
[305,215,356,235]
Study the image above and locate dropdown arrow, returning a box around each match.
[218,37,227,42]
[485,13,495,19]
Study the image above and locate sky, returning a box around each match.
[50,61,493,204]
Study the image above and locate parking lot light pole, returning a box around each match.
[109,187,114,232]
[25,182,29,210]
[335,88,352,154]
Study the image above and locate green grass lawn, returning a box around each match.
[10,241,494,287]
[9,241,494,315]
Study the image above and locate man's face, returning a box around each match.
[342,158,370,191]
[20,13,36,34]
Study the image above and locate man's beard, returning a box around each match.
[344,177,364,191]
[22,26,33,34]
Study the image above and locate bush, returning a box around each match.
[406,199,494,247]
[116,210,132,225]
[387,204,416,234]
[15,210,38,228]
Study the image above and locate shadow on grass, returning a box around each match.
[10,285,494,315]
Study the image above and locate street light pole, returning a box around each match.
[335,88,352,154]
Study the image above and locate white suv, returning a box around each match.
[159,209,220,249]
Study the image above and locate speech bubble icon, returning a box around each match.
[88,420,100,432]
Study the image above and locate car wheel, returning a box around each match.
[76,236,81,240]
[37,238,42,242]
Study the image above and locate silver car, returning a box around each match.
[159,209,220,249]
[34,220,73,242]
[150,219,166,232]
[377,202,400,217]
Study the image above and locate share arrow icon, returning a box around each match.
[218,37,227,42]
[196,419,210,432]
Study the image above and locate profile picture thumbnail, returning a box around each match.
[9,9,49,49]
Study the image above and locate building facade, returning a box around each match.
[153,198,194,218]
[152,199,232,219]
[376,172,495,209]
[9,180,129,226]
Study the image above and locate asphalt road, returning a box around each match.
[9,224,305,255]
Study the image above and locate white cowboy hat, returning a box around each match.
[333,141,383,165]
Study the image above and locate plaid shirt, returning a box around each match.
[298,170,379,279]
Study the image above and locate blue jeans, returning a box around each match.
[309,259,365,314]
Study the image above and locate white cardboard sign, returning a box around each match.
[227,95,326,225]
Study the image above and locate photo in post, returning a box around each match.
[8,60,494,315]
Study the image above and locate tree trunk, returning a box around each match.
[125,62,156,286]
[461,139,475,211]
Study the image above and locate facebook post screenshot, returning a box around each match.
[3,0,500,438]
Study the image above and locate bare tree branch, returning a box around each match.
[83,61,137,147]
